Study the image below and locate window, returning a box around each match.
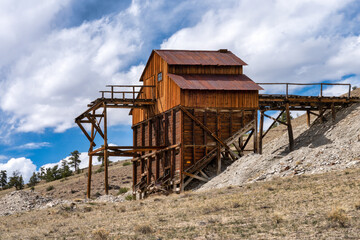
[157,72,162,82]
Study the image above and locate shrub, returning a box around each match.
[134,224,153,234]
[46,185,54,191]
[125,195,133,201]
[122,162,131,166]
[272,211,285,224]
[96,166,104,174]
[327,206,350,227]
[117,187,129,195]
[92,228,109,240]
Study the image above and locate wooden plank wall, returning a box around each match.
[181,90,259,109]
[168,65,243,75]
[132,108,182,186]
[182,108,254,170]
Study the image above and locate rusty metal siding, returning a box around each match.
[155,49,247,66]
[168,74,263,91]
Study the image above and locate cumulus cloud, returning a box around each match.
[0,157,37,183]
[161,0,360,89]
[40,150,128,171]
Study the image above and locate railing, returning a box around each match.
[99,85,156,101]
[256,83,352,99]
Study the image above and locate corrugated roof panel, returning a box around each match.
[155,49,247,66]
[168,74,263,91]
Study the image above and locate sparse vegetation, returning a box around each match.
[117,187,129,195]
[327,206,350,227]
[125,195,133,201]
[122,161,131,166]
[92,228,110,240]
[1,167,360,239]
[46,185,54,191]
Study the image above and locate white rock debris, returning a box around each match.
[199,102,360,191]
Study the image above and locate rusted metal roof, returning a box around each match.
[155,49,247,66]
[168,74,263,91]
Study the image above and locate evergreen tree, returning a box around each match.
[0,170,7,189]
[28,172,39,188]
[69,150,81,172]
[60,160,72,178]
[39,167,45,180]
[8,171,24,190]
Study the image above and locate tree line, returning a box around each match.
[0,150,81,191]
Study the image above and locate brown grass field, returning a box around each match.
[1,166,360,239]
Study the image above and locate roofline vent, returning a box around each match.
[219,49,228,53]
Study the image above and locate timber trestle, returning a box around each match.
[257,83,360,154]
[76,81,359,199]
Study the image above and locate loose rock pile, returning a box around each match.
[200,102,360,191]
[0,191,57,216]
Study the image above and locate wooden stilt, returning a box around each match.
[258,110,264,154]
[253,110,258,153]
[306,110,310,127]
[331,103,336,122]
[103,104,109,195]
[216,109,221,174]
[286,103,294,152]
[86,110,95,199]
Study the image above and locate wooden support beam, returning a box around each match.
[306,110,310,127]
[286,103,294,152]
[331,103,336,122]
[241,130,253,151]
[183,172,209,182]
[76,120,94,145]
[263,112,287,126]
[216,109,221,174]
[86,110,95,199]
[261,110,285,139]
[103,104,109,195]
[179,106,238,160]
[192,109,196,165]
[253,110,258,153]
[258,110,264,154]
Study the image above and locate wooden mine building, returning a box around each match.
[75,49,358,199]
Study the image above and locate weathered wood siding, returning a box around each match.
[168,65,243,75]
[182,108,254,170]
[132,108,182,185]
[181,90,259,109]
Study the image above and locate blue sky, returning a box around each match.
[0,0,359,182]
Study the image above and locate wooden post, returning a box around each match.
[258,110,264,154]
[306,110,310,127]
[331,103,336,122]
[216,110,221,174]
[103,104,109,195]
[132,161,137,200]
[86,110,95,199]
[253,110,258,153]
[286,103,294,152]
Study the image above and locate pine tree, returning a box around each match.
[8,171,24,190]
[60,160,72,178]
[28,172,39,188]
[0,170,7,189]
[69,150,81,172]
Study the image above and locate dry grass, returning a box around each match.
[1,167,360,239]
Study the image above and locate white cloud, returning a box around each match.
[0,157,37,183]
[161,0,360,88]
[0,0,71,68]
[40,151,128,171]
[11,142,51,150]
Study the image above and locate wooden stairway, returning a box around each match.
[183,119,256,188]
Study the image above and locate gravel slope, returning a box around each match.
[200,100,360,191]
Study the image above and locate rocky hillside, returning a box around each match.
[200,90,360,191]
